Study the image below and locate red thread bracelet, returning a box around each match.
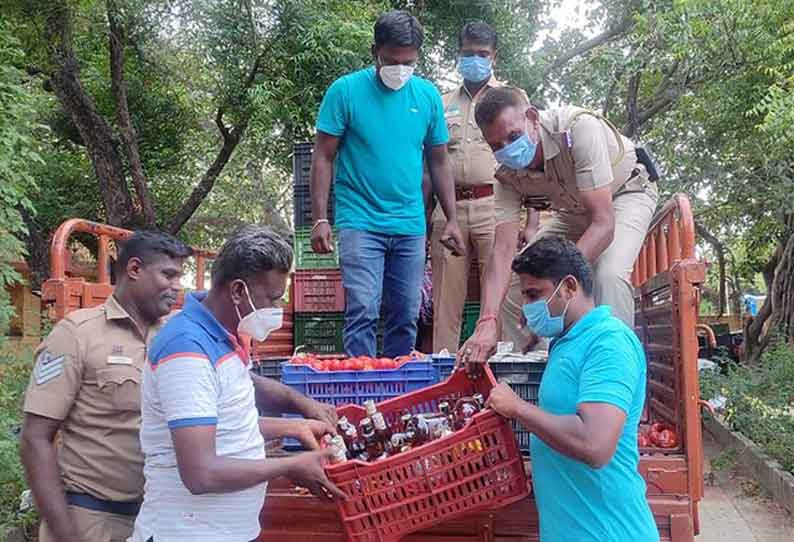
[476,314,497,326]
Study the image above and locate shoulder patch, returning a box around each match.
[34,351,65,385]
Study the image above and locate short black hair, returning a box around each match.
[474,86,528,128]
[511,237,594,296]
[374,10,424,49]
[458,20,498,50]
[117,230,192,272]
[211,225,293,287]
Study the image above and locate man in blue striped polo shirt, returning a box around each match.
[133,225,344,542]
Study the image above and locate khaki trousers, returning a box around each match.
[39,504,135,542]
[501,176,659,345]
[431,195,495,352]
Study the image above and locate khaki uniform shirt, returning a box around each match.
[23,295,161,502]
[443,77,522,187]
[494,106,639,224]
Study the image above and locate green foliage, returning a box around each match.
[0,21,42,334]
[0,350,37,535]
[701,344,794,473]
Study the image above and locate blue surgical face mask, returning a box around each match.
[522,277,574,338]
[493,122,537,170]
[457,55,492,83]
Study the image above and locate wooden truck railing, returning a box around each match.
[631,193,706,539]
[41,218,215,321]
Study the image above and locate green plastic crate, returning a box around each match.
[294,313,345,354]
[459,302,481,346]
[294,227,339,270]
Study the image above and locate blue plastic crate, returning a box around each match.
[280,359,439,407]
[280,359,439,450]
[489,355,547,455]
[430,354,456,380]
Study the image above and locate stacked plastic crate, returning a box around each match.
[291,143,346,355]
[460,258,481,346]
[250,280,295,383]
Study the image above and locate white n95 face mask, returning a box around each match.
[379,58,414,91]
[235,282,283,342]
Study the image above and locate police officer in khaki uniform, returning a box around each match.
[460,86,659,362]
[431,21,536,352]
[20,231,192,542]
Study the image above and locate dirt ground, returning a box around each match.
[697,431,794,541]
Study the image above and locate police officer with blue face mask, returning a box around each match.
[459,86,659,364]
[428,21,536,353]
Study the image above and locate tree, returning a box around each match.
[0,22,42,333]
[533,0,794,361]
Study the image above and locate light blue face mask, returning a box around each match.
[493,123,537,170]
[522,277,574,338]
[457,55,492,83]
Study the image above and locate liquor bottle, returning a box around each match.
[327,434,348,464]
[337,416,359,451]
[360,417,386,460]
[390,432,413,454]
[399,413,414,434]
[438,401,455,437]
[349,440,368,461]
[364,400,393,453]
[453,396,482,430]
[418,413,452,440]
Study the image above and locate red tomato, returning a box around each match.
[650,422,666,434]
[656,429,678,448]
[637,433,650,447]
[341,359,355,371]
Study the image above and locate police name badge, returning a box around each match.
[34,351,65,385]
[107,356,133,365]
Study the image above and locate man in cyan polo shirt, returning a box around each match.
[484,238,658,542]
[310,10,464,357]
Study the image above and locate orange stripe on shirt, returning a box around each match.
[150,351,208,370]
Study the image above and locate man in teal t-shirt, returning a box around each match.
[310,10,463,357]
[483,237,659,542]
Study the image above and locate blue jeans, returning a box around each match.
[338,229,425,357]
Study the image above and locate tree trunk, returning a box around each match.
[107,0,156,226]
[742,223,793,364]
[695,222,727,316]
[44,1,139,228]
[167,52,265,234]
[768,215,794,343]
[19,207,50,289]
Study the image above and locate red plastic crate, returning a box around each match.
[326,365,529,542]
[294,270,344,312]
[252,311,294,359]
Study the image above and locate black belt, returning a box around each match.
[66,492,141,517]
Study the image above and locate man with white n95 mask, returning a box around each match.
[132,225,345,542]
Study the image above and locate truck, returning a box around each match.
[40,193,708,542]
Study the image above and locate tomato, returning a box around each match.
[637,433,650,448]
[650,422,666,434]
[309,360,323,371]
[656,429,678,448]
[394,355,412,366]
[340,359,355,371]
